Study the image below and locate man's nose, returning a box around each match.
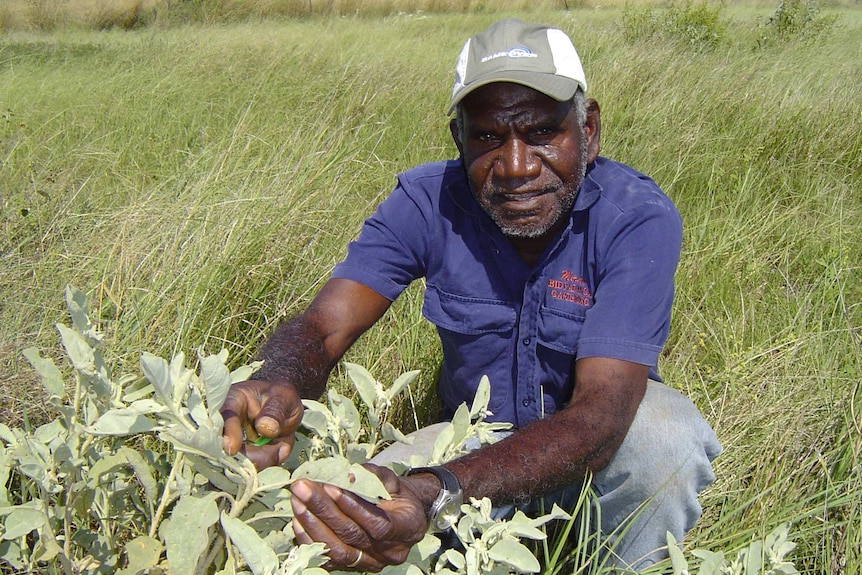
[494,137,540,180]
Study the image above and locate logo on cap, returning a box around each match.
[481,46,538,63]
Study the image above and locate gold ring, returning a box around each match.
[346,550,363,568]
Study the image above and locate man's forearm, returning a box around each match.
[253,315,334,399]
[444,409,615,504]
[445,359,648,505]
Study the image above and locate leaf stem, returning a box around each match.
[149,451,184,539]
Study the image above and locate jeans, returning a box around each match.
[371,381,722,572]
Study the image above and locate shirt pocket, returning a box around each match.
[537,306,586,354]
[422,284,516,334]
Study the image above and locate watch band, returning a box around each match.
[406,466,461,492]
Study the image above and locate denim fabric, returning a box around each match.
[371,381,721,572]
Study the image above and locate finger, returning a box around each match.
[322,483,394,541]
[220,392,250,456]
[292,481,364,566]
[239,437,295,471]
[362,463,402,493]
[294,519,375,573]
[254,384,304,438]
[292,480,376,550]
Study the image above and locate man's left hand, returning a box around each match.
[290,464,429,572]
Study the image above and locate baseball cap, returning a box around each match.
[448,19,587,115]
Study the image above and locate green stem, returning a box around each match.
[149,451,184,538]
[38,487,76,575]
[227,458,258,518]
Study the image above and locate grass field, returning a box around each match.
[1,1,860,573]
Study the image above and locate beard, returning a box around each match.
[475,141,588,240]
[478,181,580,239]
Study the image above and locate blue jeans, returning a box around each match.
[371,381,722,572]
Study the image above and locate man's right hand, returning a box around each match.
[220,379,304,470]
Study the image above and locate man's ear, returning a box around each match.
[449,118,464,156]
[584,98,601,162]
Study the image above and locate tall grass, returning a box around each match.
[1,6,859,574]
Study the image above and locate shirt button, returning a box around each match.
[522,338,531,346]
[522,399,531,407]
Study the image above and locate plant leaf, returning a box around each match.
[119,446,160,504]
[381,422,410,444]
[488,537,540,573]
[200,350,232,416]
[345,362,379,411]
[300,401,332,436]
[469,376,492,419]
[386,370,420,401]
[257,466,293,492]
[328,389,361,441]
[164,493,220,575]
[64,285,92,336]
[141,353,173,407]
[22,348,65,399]
[88,408,160,436]
[2,507,45,540]
[667,531,689,575]
[118,535,162,575]
[292,456,390,502]
[57,323,94,373]
[221,513,279,575]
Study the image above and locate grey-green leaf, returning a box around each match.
[469,376,492,419]
[141,353,173,406]
[22,348,65,399]
[118,535,163,575]
[88,408,160,436]
[57,324,94,373]
[292,456,390,502]
[164,493,220,575]
[487,537,541,573]
[200,351,232,416]
[386,370,420,401]
[119,446,160,504]
[64,285,91,335]
[2,507,45,540]
[345,362,379,411]
[666,532,689,575]
[221,513,279,575]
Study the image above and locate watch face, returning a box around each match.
[433,495,464,531]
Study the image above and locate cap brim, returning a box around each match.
[447,71,582,115]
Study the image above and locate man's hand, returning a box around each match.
[291,464,429,572]
[220,379,304,470]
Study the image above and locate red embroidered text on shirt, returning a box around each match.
[548,270,592,307]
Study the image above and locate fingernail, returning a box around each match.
[278,444,291,462]
[257,417,279,435]
[292,498,307,514]
[323,484,341,499]
[291,480,312,502]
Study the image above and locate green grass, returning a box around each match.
[1,4,860,574]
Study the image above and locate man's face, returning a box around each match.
[452,83,591,240]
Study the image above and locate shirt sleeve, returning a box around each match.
[331,173,431,301]
[576,197,683,367]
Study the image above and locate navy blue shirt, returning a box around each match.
[332,157,682,427]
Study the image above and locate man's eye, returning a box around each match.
[476,133,498,142]
[531,128,554,138]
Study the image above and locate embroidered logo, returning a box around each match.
[547,270,592,307]
[481,46,538,63]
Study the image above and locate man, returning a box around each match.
[220,19,721,572]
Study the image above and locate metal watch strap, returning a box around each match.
[406,466,463,532]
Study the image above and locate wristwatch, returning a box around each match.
[406,466,463,532]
